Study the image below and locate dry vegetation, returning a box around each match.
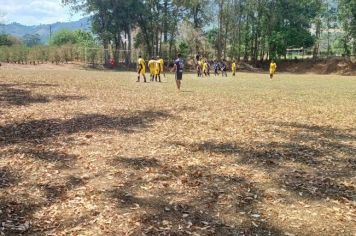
[0,64,355,236]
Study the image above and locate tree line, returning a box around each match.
[1,0,354,66]
[61,0,355,65]
[0,30,103,66]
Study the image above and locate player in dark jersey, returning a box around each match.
[220,60,227,77]
[196,54,202,77]
[214,60,220,76]
[172,53,184,90]
[207,61,211,77]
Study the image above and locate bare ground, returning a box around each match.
[0,64,355,235]
[270,58,356,76]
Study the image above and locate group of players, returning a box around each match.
[136,55,165,83]
[136,54,278,85]
[196,58,236,78]
[196,57,277,79]
[136,54,184,90]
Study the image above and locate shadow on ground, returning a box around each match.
[0,108,175,234]
[0,167,18,188]
[169,121,355,201]
[113,156,161,170]
[0,83,85,106]
[0,174,88,235]
[106,155,284,235]
[1,148,79,169]
[0,110,173,145]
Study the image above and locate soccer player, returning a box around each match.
[196,55,201,77]
[207,61,211,77]
[269,60,277,79]
[197,60,203,77]
[137,55,147,82]
[154,59,161,82]
[172,53,184,90]
[148,57,156,81]
[221,60,227,77]
[158,56,165,78]
[213,60,220,76]
[232,60,237,76]
[202,59,208,77]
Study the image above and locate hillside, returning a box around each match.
[0,17,91,43]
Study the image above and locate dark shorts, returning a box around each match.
[176,73,183,80]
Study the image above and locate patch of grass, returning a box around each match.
[0,66,355,235]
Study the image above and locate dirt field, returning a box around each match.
[0,64,355,235]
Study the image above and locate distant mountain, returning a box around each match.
[0,17,91,43]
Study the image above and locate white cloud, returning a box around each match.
[0,0,84,25]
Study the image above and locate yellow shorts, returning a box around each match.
[138,66,146,75]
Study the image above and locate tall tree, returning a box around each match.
[337,0,356,56]
[22,34,41,47]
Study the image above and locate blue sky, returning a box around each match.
[0,0,84,25]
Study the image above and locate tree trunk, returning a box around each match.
[260,35,265,63]
[224,9,229,60]
[244,14,250,61]
[193,4,201,54]
[163,0,168,43]
[313,18,321,59]
[127,27,132,64]
[103,39,109,65]
[217,0,224,60]
[237,5,242,62]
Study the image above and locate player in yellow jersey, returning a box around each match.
[269,60,277,79]
[148,57,156,81]
[154,59,161,82]
[232,60,237,76]
[197,60,203,77]
[202,59,206,76]
[137,55,147,83]
[203,60,209,77]
[157,56,165,79]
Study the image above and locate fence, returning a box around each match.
[0,45,138,66]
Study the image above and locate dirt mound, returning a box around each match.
[239,62,263,72]
[336,60,356,76]
[278,58,356,76]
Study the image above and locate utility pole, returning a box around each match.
[49,25,52,40]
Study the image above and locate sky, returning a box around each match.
[0,0,84,25]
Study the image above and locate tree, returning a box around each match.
[22,34,41,47]
[0,34,12,46]
[0,34,22,46]
[176,21,209,58]
[177,0,212,29]
[176,0,212,54]
[217,0,224,60]
[63,0,142,63]
[337,0,356,56]
[74,30,96,45]
[49,29,78,46]
[62,0,352,65]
